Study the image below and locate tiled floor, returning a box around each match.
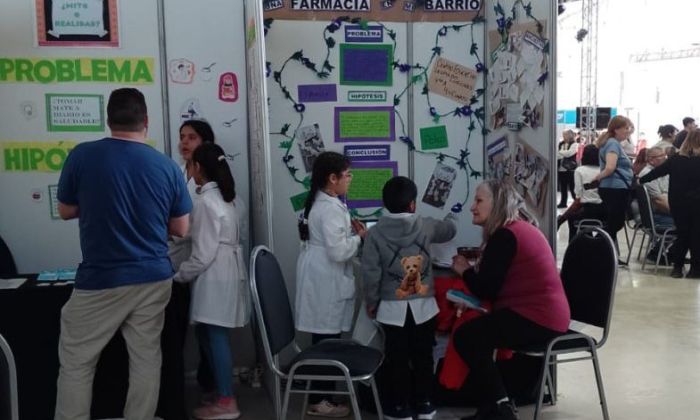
[184,225,700,419]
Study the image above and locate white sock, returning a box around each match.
[496,397,509,405]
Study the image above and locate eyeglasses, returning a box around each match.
[647,155,665,161]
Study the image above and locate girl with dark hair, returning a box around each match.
[654,124,677,153]
[295,151,367,417]
[174,143,248,420]
[179,119,216,190]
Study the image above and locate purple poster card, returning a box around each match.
[339,44,393,86]
[344,144,391,161]
[297,84,337,103]
[334,106,396,142]
[345,161,398,209]
[344,25,384,43]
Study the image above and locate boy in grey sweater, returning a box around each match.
[361,176,457,420]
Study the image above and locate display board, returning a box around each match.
[483,0,557,244]
[263,4,487,284]
[0,0,165,273]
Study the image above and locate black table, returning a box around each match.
[0,277,130,420]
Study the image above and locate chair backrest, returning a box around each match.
[0,334,19,420]
[635,184,656,233]
[249,245,296,374]
[560,227,618,347]
[0,236,17,279]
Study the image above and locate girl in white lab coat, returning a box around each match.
[295,151,367,417]
[174,143,248,420]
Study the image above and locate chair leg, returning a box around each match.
[533,354,552,420]
[301,380,311,419]
[636,232,646,261]
[627,229,639,264]
[346,380,362,420]
[641,236,654,270]
[369,377,384,420]
[281,375,295,420]
[590,346,610,420]
[274,375,282,420]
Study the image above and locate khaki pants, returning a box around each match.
[55,280,172,420]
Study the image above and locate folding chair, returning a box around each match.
[634,185,676,272]
[518,227,617,420]
[249,245,384,420]
[0,334,19,420]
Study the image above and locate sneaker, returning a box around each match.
[416,401,437,419]
[384,404,413,420]
[671,265,684,278]
[199,391,217,406]
[557,203,567,209]
[192,398,241,420]
[306,400,351,418]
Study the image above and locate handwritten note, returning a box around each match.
[427,57,477,105]
[420,125,449,150]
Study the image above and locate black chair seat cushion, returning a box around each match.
[286,339,383,377]
[517,331,598,354]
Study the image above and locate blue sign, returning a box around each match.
[557,109,577,124]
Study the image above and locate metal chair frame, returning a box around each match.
[249,245,383,420]
[0,334,19,420]
[523,227,617,420]
[635,185,677,273]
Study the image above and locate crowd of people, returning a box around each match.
[556,115,700,278]
[54,87,574,420]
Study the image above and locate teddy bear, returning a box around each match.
[396,255,429,298]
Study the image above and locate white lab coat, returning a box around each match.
[169,164,248,269]
[295,192,361,334]
[174,182,249,328]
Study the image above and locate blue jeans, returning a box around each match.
[197,324,234,397]
[654,213,674,230]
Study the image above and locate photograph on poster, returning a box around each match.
[296,123,326,172]
[486,135,511,181]
[512,139,548,216]
[179,98,204,122]
[218,72,238,102]
[427,57,477,105]
[346,161,398,208]
[422,162,457,209]
[35,0,119,47]
[339,44,393,86]
[334,106,395,142]
[46,93,104,132]
[488,21,547,129]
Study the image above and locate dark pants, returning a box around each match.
[671,199,700,270]
[453,309,561,406]
[598,187,629,249]
[380,309,436,407]
[567,202,607,242]
[558,171,575,205]
[309,332,342,404]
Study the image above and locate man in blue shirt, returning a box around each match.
[55,88,192,420]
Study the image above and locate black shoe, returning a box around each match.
[671,265,684,278]
[685,269,700,279]
[415,401,437,420]
[617,259,628,266]
[487,401,519,420]
[384,405,413,420]
[557,203,567,209]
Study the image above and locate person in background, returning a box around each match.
[557,129,578,208]
[619,122,636,158]
[174,143,248,420]
[673,117,696,149]
[654,124,678,154]
[557,144,606,240]
[640,130,700,279]
[451,180,570,420]
[638,146,674,266]
[55,88,192,420]
[592,115,634,260]
[295,151,367,418]
[361,176,457,420]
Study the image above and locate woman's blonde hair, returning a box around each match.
[679,129,700,157]
[478,179,537,243]
[594,115,633,148]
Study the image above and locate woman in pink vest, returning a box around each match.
[451,180,570,420]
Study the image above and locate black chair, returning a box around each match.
[519,227,617,420]
[0,334,19,420]
[0,236,17,279]
[249,245,384,420]
[634,185,676,272]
